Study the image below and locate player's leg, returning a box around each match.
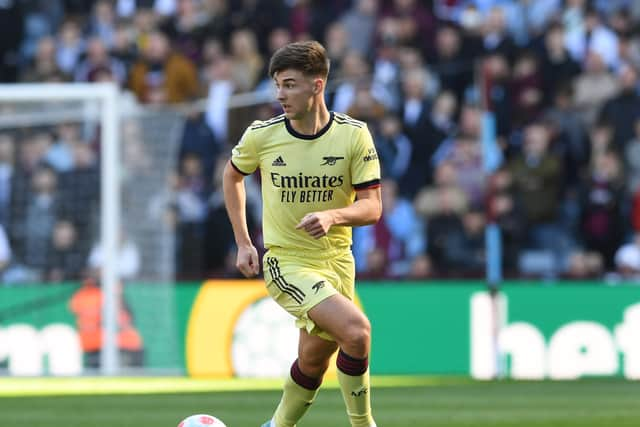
[270,330,338,427]
[308,294,376,427]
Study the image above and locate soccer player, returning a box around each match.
[223,41,381,427]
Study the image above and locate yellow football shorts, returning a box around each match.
[263,246,355,341]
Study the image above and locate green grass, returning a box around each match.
[0,377,638,426]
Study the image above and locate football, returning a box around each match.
[178,414,227,427]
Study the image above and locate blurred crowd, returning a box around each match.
[3,0,640,283]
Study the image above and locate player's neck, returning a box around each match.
[288,104,331,136]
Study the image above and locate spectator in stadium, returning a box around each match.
[323,22,350,79]
[88,0,118,48]
[441,207,487,276]
[21,165,60,275]
[228,0,289,44]
[204,158,260,277]
[588,120,615,163]
[0,223,11,279]
[372,114,412,182]
[20,36,65,82]
[0,133,14,227]
[618,30,640,72]
[87,230,141,281]
[414,161,469,275]
[17,0,62,65]
[45,219,85,282]
[429,23,473,103]
[74,36,126,85]
[543,84,589,185]
[564,250,604,279]
[481,53,512,140]
[8,132,50,249]
[565,6,619,69]
[330,50,373,113]
[346,83,387,126]
[573,51,619,128]
[488,178,526,273]
[339,0,378,58]
[58,140,100,254]
[55,19,85,75]
[407,253,433,278]
[228,28,264,92]
[199,0,233,47]
[173,152,208,278]
[435,134,485,208]
[109,20,139,73]
[255,27,293,93]
[613,232,640,280]
[398,67,440,198]
[579,150,626,270]
[380,0,436,56]
[0,0,24,83]
[480,6,517,61]
[69,277,144,368]
[510,51,544,129]
[180,109,219,186]
[369,37,403,113]
[538,21,581,107]
[128,30,200,104]
[353,179,425,278]
[624,118,640,194]
[507,123,564,254]
[598,64,640,152]
[204,54,234,147]
[159,0,209,65]
[45,122,81,173]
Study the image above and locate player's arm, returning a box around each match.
[222,160,259,277]
[296,186,382,239]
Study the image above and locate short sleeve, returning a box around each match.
[230,127,259,175]
[351,125,381,190]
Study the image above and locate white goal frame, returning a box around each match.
[0,83,121,375]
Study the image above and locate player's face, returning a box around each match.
[273,69,318,120]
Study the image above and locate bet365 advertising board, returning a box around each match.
[1,281,639,380]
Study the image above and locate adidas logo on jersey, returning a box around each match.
[272,156,287,166]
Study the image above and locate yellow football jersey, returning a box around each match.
[231,112,381,251]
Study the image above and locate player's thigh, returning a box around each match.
[307,293,370,345]
[263,254,338,319]
[328,251,356,299]
[298,328,338,368]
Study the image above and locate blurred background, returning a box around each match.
[1,0,640,384]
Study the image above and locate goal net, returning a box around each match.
[0,83,183,375]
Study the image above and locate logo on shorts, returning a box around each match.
[321,156,344,166]
[312,280,325,294]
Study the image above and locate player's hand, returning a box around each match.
[296,211,334,239]
[236,244,259,277]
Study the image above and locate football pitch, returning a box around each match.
[0,376,638,427]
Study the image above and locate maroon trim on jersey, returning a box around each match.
[353,179,381,190]
[230,160,251,176]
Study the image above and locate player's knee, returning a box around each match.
[343,317,371,355]
[298,353,330,377]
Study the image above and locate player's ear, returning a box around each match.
[313,78,323,94]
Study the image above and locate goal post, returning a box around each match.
[0,83,121,374]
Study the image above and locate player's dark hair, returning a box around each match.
[268,40,330,80]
